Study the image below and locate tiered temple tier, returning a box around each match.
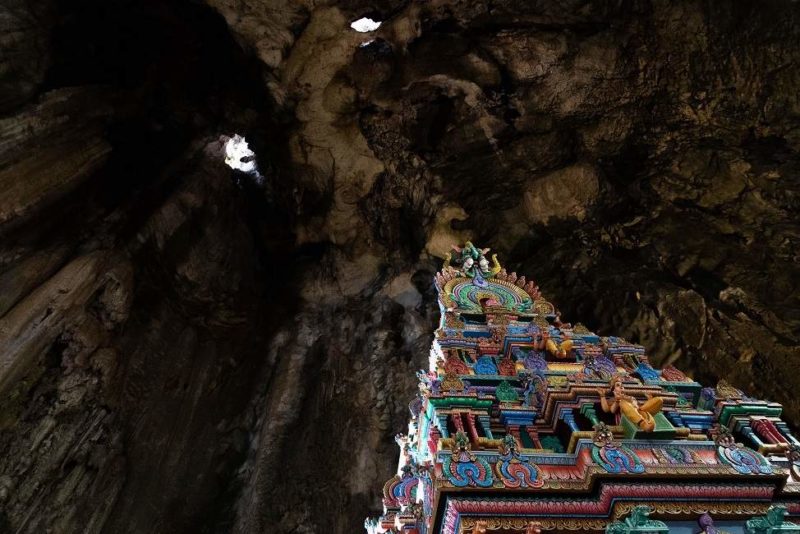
[366,245,800,534]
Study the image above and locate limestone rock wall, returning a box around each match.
[0,1,798,533]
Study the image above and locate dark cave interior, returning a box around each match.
[1,0,799,532]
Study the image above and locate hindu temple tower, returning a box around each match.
[366,243,800,534]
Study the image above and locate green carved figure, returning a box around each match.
[605,506,669,534]
[747,505,800,534]
[445,242,501,280]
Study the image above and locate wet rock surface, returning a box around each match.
[0,0,799,533]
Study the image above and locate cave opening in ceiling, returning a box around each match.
[224,134,263,184]
[350,16,383,32]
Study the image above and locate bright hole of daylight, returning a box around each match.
[224,134,256,173]
[350,17,381,32]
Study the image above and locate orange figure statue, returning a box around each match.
[544,333,574,359]
[596,376,663,432]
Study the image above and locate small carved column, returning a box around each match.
[580,403,600,427]
[465,412,481,445]
[741,424,766,449]
[775,422,800,447]
[752,418,787,445]
[451,412,465,433]
[525,427,542,448]
[437,415,450,438]
[477,415,494,439]
[560,408,579,432]
[428,426,441,454]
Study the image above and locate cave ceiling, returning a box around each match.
[0,0,799,532]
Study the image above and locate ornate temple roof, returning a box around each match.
[367,244,800,534]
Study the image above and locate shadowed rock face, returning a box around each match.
[0,0,799,532]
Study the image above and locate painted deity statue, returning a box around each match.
[697,512,731,534]
[597,376,664,432]
[446,241,501,287]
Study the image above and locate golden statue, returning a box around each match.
[544,334,574,359]
[597,376,664,432]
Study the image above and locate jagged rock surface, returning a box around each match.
[0,1,799,533]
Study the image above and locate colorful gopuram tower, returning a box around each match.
[366,243,800,534]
